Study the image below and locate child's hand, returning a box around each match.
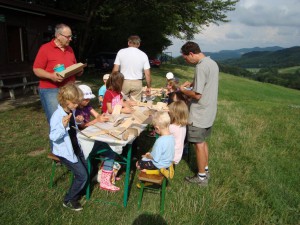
[121,107,133,114]
[75,115,84,123]
[97,113,109,123]
[142,152,152,159]
[128,100,137,106]
[62,113,72,127]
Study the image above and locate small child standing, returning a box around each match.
[49,83,87,211]
[98,74,110,107]
[102,71,133,114]
[168,100,189,164]
[75,84,109,129]
[137,111,175,170]
[75,84,120,192]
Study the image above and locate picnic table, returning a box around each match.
[77,113,147,207]
[0,72,39,100]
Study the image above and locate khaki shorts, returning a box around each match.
[122,80,143,101]
[188,125,212,143]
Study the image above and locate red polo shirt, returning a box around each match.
[33,39,77,88]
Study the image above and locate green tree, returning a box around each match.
[25,0,239,60]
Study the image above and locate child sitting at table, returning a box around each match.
[75,84,121,192]
[98,74,110,108]
[49,83,87,211]
[166,72,179,84]
[75,84,109,129]
[168,100,189,164]
[136,111,175,170]
[101,71,133,114]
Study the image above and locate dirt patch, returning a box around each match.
[28,148,47,157]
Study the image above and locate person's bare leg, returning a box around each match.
[194,142,207,174]
[204,142,209,168]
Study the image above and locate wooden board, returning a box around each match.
[57,63,86,78]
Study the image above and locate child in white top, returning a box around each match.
[168,100,189,164]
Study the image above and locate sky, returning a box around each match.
[165,0,300,56]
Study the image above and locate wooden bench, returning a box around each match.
[0,72,39,100]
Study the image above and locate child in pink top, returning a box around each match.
[102,72,133,114]
[168,100,189,164]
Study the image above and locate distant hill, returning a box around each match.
[221,46,300,68]
[204,46,283,61]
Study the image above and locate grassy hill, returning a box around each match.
[222,46,300,68]
[1,64,299,224]
[204,46,283,61]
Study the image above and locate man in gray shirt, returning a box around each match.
[179,41,219,186]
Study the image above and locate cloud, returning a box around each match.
[233,0,300,27]
[166,0,300,56]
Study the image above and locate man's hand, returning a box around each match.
[51,73,64,82]
[180,81,192,91]
[146,87,151,96]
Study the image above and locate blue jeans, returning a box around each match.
[59,152,88,202]
[91,141,117,171]
[39,88,59,124]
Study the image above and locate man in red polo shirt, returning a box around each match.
[33,23,82,123]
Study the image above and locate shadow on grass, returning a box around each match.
[132,213,167,225]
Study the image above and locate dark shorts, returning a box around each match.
[138,160,158,170]
[188,125,212,143]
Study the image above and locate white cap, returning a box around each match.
[103,74,110,80]
[78,84,96,99]
[166,72,174,80]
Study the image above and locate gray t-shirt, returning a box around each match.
[189,56,219,128]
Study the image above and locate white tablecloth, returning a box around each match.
[77,117,147,159]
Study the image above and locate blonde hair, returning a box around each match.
[168,100,189,126]
[57,83,83,108]
[128,35,141,45]
[152,111,170,129]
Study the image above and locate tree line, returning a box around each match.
[24,0,238,60]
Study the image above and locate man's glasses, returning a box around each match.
[59,33,73,39]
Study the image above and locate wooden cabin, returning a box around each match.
[0,0,87,99]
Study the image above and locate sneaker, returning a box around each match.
[206,171,210,179]
[185,175,208,187]
[63,200,83,211]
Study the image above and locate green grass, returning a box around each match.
[278,66,300,74]
[1,65,300,224]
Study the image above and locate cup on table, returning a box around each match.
[53,64,65,72]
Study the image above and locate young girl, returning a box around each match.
[49,83,87,211]
[168,100,189,164]
[168,91,189,105]
[75,84,109,129]
[101,72,133,114]
[75,84,120,192]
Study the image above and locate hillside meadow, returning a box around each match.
[0,64,299,225]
